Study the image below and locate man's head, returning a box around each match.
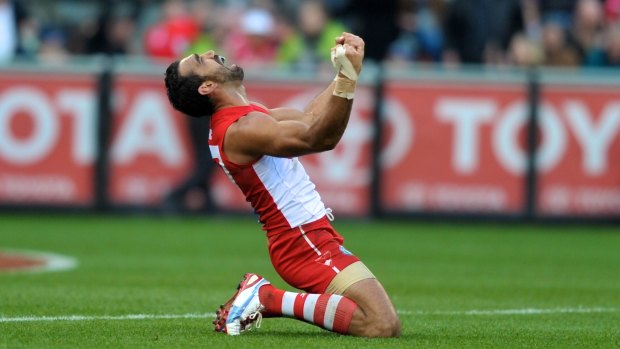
[164,51,244,117]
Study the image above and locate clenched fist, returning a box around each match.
[333,32,365,76]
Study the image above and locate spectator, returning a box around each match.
[0,0,29,62]
[224,7,279,66]
[571,0,606,66]
[144,0,200,60]
[508,33,543,66]
[541,20,581,66]
[277,0,347,68]
[340,0,401,62]
[521,0,543,42]
[106,16,136,55]
[601,24,620,66]
[605,0,620,23]
[83,0,136,55]
[185,0,219,55]
[37,25,70,64]
[538,0,577,28]
[8,0,620,70]
[442,0,523,66]
[388,0,444,63]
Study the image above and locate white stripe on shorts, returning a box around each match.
[299,226,322,256]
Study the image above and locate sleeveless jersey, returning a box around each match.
[208,104,327,234]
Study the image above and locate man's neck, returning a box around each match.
[214,84,250,110]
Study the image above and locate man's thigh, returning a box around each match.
[269,225,361,293]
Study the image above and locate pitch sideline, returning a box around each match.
[1,307,617,323]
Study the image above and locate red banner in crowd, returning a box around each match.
[108,75,194,206]
[2,71,618,217]
[382,81,527,214]
[0,72,97,205]
[382,80,620,216]
[538,85,620,216]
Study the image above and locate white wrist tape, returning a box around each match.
[333,76,356,100]
[331,45,358,81]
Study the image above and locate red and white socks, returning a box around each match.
[258,284,357,334]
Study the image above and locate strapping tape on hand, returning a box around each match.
[331,45,358,81]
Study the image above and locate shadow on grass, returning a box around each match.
[240,330,414,340]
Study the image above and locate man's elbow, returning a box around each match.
[311,137,339,152]
[302,130,343,153]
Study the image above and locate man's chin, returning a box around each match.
[231,66,244,81]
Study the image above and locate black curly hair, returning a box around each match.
[164,61,215,118]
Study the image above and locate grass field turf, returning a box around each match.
[1,214,619,348]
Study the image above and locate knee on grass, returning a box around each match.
[354,312,401,338]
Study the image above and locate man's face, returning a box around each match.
[178,50,244,83]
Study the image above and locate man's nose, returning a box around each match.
[202,50,215,59]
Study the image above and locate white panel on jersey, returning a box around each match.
[252,156,326,228]
[209,145,237,184]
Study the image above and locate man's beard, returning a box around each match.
[226,65,244,82]
[217,64,244,83]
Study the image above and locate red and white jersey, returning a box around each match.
[208,104,327,234]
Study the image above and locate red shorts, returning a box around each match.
[267,216,360,294]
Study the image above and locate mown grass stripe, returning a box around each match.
[2,307,617,323]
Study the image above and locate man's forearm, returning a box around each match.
[300,32,364,151]
[304,79,337,114]
[304,80,354,150]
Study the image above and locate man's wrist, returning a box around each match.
[333,76,356,100]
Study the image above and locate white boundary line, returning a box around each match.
[1,307,617,323]
[0,249,77,273]
[0,313,212,323]
[399,307,620,316]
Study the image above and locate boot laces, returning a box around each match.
[246,311,262,330]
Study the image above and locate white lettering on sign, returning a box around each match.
[111,91,184,166]
[0,174,75,201]
[57,90,96,165]
[434,97,620,177]
[564,100,620,175]
[0,87,185,168]
[118,175,172,204]
[399,182,507,211]
[543,185,620,214]
[436,98,495,174]
[0,87,58,164]
[493,100,566,175]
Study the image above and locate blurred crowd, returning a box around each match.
[2,0,620,69]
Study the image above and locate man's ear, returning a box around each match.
[198,81,217,95]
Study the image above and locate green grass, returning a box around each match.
[1,214,619,348]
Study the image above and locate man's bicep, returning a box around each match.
[234,114,315,158]
[268,107,313,123]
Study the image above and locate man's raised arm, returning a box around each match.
[226,33,365,162]
[257,33,363,150]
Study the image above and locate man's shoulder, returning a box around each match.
[234,110,274,129]
[250,101,270,112]
[227,110,275,138]
[223,108,276,164]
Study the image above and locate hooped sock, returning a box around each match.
[258,284,357,334]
